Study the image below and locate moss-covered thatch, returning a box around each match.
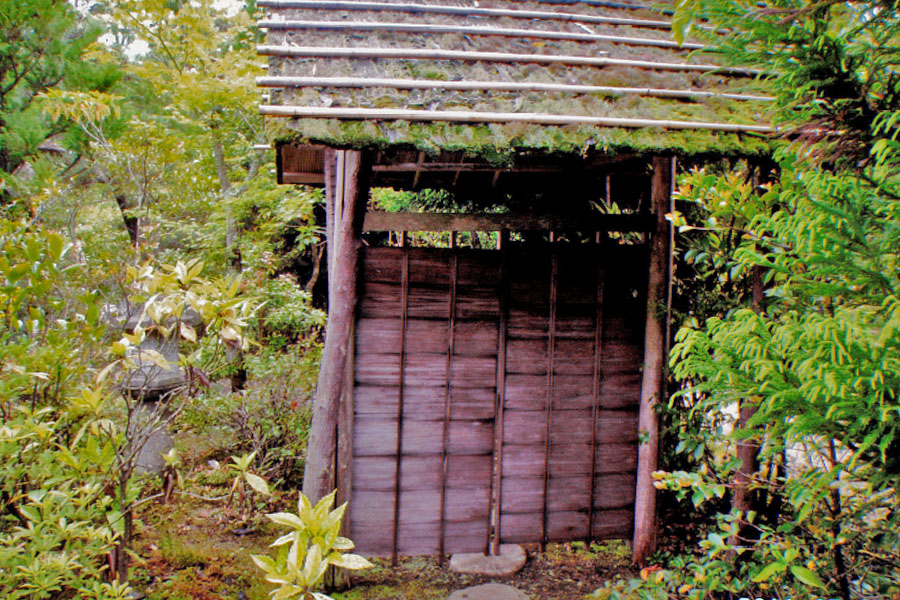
[258,0,775,157]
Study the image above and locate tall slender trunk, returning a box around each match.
[211,129,242,273]
[211,129,246,390]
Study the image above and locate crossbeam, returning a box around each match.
[362,211,654,232]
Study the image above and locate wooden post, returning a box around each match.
[302,149,369,505]
[632,155,674,564]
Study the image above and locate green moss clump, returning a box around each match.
[273,118,775,162]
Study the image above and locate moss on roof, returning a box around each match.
[259,0,775,157]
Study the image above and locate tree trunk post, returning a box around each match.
[302,149,369,505]
[632,154,674,564]
[729,266,763,548]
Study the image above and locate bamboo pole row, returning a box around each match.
[512,0,664,11]
[257,75,775,102]
[256,0,673,30]
[259,105,776,134]
[259,19,704,50]
[256,46,761,76]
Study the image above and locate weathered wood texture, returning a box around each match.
[349,244,647,556]
[362,211,654,233]
[302,149,368,504]
[632,155,674,564]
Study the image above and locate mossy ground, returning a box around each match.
[129,418,636,600]
[132,484,635,600]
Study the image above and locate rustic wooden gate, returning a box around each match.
[348,242,647,558]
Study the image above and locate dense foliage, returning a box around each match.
[0,1,324,597]
[596,1,900,599]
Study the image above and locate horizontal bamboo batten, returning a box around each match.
[362,212,654,232]
[256,0,673,30]
[259,105,776,134]
[511,0,668,12]
[259,20,705,50]
[257,76,775,102]
[257,46,761,76]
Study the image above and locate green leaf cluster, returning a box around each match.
[252,491,373,600]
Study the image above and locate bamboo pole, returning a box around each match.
[509,0,667,12]
[391,248,410,565]
[542,253,559,550]
[259,20,704,50]
[257,0,673,30]
[361,212,654,233]
[438,254,458,563]
[302,150,369,504]
[632,154,673,564]
[257,76,775,103]
[588,241,605,541]
[256,46,763,77]
[490,252,510,556]
[259,105,775,134]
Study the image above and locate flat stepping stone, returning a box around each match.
[449,544,526,576]
[448,583,529,600]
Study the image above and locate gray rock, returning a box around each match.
[449,544,527,577]
[134,402,174,474]
[448,583,530,600]
[121,330,186,401]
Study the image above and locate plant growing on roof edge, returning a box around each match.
[252,490,373,600]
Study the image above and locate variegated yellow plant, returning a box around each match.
[251,491,373,600]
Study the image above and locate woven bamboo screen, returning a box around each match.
[349,243,646,557]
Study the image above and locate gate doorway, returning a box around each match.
[348,243,648,557]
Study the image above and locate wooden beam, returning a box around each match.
[259,20,704,50]
[363,211,654,233]
[259,105,775,134]
[257,1,674,30]
[632,155,674,564]
[302,150,369,504]
[281,172,326,185]
[257,76,775,103]
[256,46,763,77]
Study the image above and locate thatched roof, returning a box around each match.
[257,0,774,157]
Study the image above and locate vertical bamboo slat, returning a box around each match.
[588,241,605,541]
[541,253,559,549]
[490,252,509,555]
[438,255,458,563]
[391,248,410,565]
